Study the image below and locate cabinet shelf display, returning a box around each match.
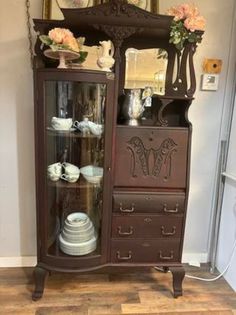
[33,0,203,301]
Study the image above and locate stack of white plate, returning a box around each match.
[59,212,97,256]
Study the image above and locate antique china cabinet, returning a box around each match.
[33,0,202,300]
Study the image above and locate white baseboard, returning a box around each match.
[182,252,209,266]
[0,256,37,267]
[0,253,208,268]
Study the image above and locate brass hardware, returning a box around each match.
[119,203,135,213]
[116,250,132,260]
[161,226,176,236]
[144,218,152,223]
[118,226,134,236]
[159,250,174,260]
[163,203,179,213]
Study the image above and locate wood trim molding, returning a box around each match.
[0,253,208,267]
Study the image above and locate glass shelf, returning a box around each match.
[47,129,103,139]
[47,178,103,189]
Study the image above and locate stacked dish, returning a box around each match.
[59,212,97,256]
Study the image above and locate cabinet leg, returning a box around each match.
[169,266,185,298]
[163,266,169,273]
[32,266,49,301]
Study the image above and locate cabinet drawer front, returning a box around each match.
[114,127,188,188]
[112,215,183,239]
[113,192,185,214]
[111,239,181,263]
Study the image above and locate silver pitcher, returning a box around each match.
[122,89,145,126]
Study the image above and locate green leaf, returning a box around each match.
[39,35,52,46]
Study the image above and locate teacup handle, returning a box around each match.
[73,121,79,128]
[60,174,68,181]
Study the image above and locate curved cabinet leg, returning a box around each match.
[169,266,185,298]
[32,266,49,301]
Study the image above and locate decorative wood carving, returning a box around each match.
[127,137,151,177]
[127,137,177,179]
[152,138,177,179]
[157,99,173,126]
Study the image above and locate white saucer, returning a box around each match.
[47,127,76,132]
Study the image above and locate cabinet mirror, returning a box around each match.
[124,48,168,95]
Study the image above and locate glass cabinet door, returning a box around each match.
[38,74,112,264]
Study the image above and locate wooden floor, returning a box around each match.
[0,265,235,315]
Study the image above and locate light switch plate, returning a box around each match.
[201,74,219,91]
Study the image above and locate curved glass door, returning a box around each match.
[45,80,106,259]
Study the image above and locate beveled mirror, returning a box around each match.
[125,48,168,95]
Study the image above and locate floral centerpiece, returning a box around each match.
[39,28,88,65]
[167,3,206,50]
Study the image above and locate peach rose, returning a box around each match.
[167,4,201,21]
[184,15,206,31]
[167,6,185,21]
[63,36,80,52]
[48,28,73,44]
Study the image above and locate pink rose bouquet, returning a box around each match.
[167,3,206,50]
[39,28,88,62]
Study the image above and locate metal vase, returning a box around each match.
[122,89,144,126]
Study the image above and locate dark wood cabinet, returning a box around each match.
[32,0,202,300]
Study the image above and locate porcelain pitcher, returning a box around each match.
[97,40,115,72]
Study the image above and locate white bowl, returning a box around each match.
[80,165,103,184]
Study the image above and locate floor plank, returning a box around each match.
[0,266,235,315]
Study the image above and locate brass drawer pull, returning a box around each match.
[118,226,134,236]
[161,226,176,236]
[163,203,179,213]
[119,203,135,213]
[159,250,174,260]
[117,250,132,260]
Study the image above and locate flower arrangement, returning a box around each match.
[40,28,88,63]
[167,3,206,50]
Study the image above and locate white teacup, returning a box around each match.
[51,117,73,130]
[88,121,103,136]
[73,118,90,135]
[62,162,80,176]
[61,173,80,183]
[47,162,62,181]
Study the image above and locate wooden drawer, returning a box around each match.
[114,127,189,188]
[112,214,183,239]
[111,239,181,263]
[113,192,185,214]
